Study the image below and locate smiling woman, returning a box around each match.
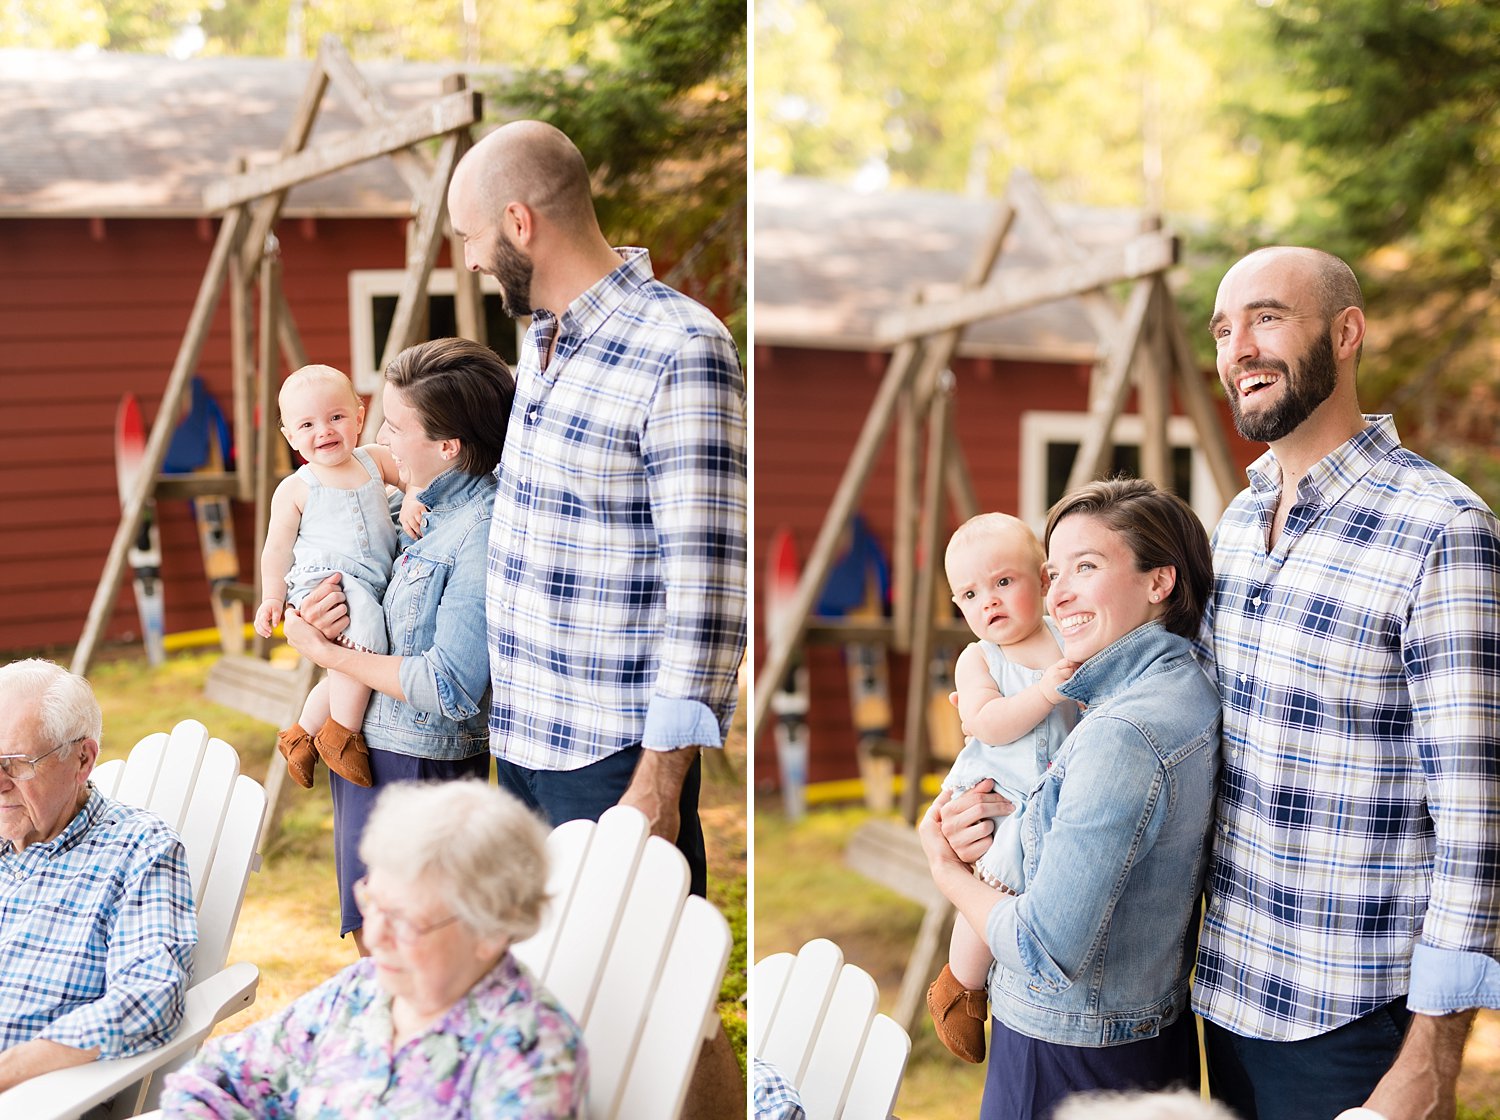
[920,478,1220,1120]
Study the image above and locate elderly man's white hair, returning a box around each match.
[1053,1088,1238,1120]
[359,780,551,943]
[0,658,102,758]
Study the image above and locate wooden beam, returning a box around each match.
[72,208,247,676]
[900,371,954,825]
[228,207,255,503]
[318,35,436,195]
[239,61,330,278]
[274,283,310,372]
[945,433,981,523]
[205,89,480,212]
[252,249,281,659]
[1065,278,1156,493]
[879,231,1178,345]
[362,129,464,416]
[752,339,924,735]
[1004,168,1123,345]
[1138,305,1172,489]
[1159,276,1242,505]
[893,377,919,653]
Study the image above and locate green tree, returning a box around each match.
[502,0,748,346]
[1240,0,1500,502]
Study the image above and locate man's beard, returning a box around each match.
[1226,328,1338,443]
[488,234,535,319]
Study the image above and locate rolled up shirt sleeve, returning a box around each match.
[639,332,748,751]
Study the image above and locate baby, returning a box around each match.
[927,512,1080,1063]
[255,364,415,790]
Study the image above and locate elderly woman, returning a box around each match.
[921,478,1221,1119]
[160,782,586,1118]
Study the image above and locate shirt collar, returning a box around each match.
[415,467,493,511]
[1247,414,1400,513]
[554,247,654,348]
[1058,622,1188,708]
[0,785,105,860]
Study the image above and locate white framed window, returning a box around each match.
[348,269,526,393]
[1019,410,1225,533]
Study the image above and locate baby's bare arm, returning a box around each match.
[959,643,1076,746]
[255,477,305,637]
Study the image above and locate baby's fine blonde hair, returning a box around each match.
[278,364,361,423]
[945,512,1045,575]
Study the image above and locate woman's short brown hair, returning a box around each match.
[383,338,516,476]
[1043,477,1213,639]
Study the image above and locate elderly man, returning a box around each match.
[0,659,196,1091]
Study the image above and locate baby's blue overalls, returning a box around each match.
[284,447,398,654]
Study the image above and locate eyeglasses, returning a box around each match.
[352,877,462,944]
[0,737,85,782]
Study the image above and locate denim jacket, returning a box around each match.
[985,622,1220,1046]
[362,468,495,760]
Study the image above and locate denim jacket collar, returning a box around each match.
[1058,621,1186,709]
[415,468,493,513]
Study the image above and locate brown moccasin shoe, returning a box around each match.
[313,717,374,787]
[927,962,987,1063]
[277,724,318,789]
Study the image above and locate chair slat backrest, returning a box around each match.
[96,720,266,977]
[753,938,912,1120]
[800,962,878,1118]
[511,805,731,1120]
[843,1015,911,1120]
[758,937,843,1082]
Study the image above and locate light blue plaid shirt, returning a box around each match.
[0,788,196,1058]
[487,248,747,770]
[752,1057,807,1120]
[1194,416,1500,1041]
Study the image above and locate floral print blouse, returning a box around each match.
[160,953,586,1118]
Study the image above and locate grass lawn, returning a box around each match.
[80,645,749,1070]
[754,799,1500,1120]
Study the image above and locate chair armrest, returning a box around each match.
[0,962,259,1120]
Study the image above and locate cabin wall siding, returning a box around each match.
[0,215,412,652]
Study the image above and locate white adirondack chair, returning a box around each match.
[0,719,266,1120]
[753,938,912,1120]
[511,804,734,1120]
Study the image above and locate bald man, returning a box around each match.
[1192,247,1500,1119]
[447,121,746,898]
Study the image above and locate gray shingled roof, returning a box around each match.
[754,173,1151,361]
[0,49,510,218]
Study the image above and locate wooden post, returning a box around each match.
[1159,277,1241,506]
[71,206,247,676]
[1138,287,1171,488]
[899,370,954,825]
[1065,278,1155,493]
[752,339,925,735]
[252,242,281,659]
[893,377,919,653]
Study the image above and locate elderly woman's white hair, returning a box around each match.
[1053,1089,1238,1120]
[358,781,551,943]
[0,658,102,759]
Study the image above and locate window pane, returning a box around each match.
[1045,441,1194,509]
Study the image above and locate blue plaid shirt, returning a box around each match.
[1194,416,1500,1041]
[0,788,196,1058]
[487,248,747,770]
[752,1057,807,1120]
